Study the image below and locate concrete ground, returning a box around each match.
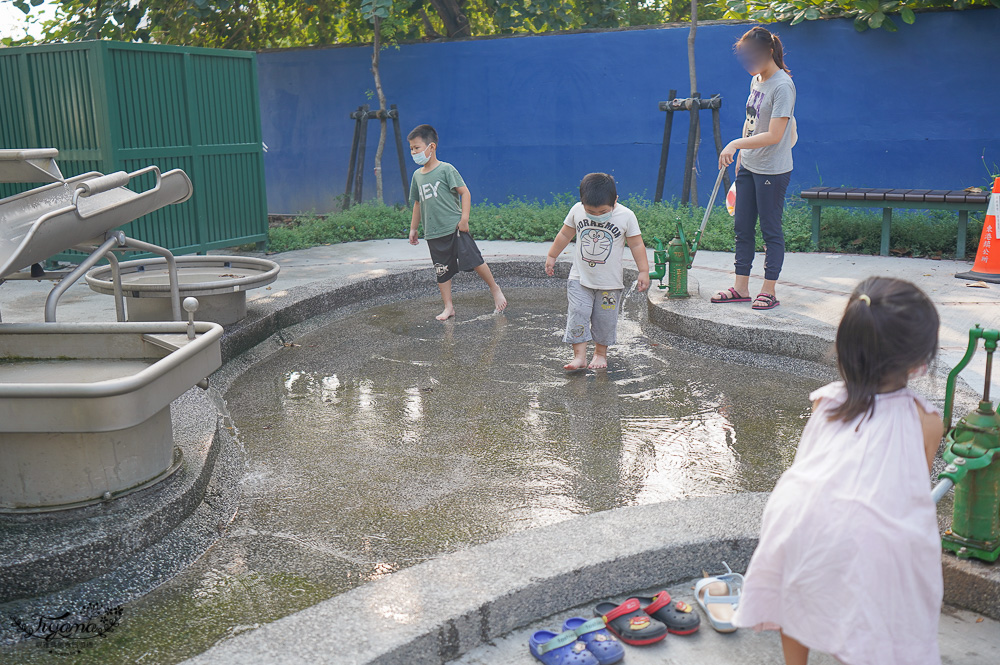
[4,239,998,395]
[4,240,1000,665]
[452,582,1000,665]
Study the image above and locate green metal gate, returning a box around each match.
[0,41,268,257]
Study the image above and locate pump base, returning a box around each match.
[942,532,1000,562]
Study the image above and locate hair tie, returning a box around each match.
[858,294,871,306]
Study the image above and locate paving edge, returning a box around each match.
[181,493,769,665]
[942,556,1000,622]
[646,278,836,365]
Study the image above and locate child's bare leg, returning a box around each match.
[780,631,809,665]
[436,280,455,320]
[473,263,507,312]
[588,343,608,370]
[564,342,588,371]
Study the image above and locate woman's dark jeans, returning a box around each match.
[734,167,791,281]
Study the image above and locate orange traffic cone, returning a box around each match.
[956,177,1000,284]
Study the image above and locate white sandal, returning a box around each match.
[694,562,743,633]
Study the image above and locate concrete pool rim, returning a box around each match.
[188,260,998,664]
[3,258,996,656]
[180,493,772,665]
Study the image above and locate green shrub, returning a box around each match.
[267,195,984,259]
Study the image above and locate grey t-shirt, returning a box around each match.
[739,69,797,175]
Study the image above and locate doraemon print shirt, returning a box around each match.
[563,202,641,290]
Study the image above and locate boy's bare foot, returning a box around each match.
[564,356,588,371]
[588,354,608,370]
[491,286,507,313]
[436,307,455,321]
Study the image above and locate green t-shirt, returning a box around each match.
[409,161,466,240]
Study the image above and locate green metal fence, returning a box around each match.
[0,41,268,258]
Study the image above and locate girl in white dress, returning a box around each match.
[731,276,945,665]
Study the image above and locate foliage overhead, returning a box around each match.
[720,0,999,33]
[17,0,702,49]
[2,0,995,49]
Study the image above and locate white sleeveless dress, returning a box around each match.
[732,381,943,665]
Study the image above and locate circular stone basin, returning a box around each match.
[0,284,828,664]
[85,255,279,325]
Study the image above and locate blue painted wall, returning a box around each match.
[258,9,999,214]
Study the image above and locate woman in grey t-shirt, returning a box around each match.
[713,27,796,311]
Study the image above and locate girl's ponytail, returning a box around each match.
[829,295,882,423]
[769,32,790,74]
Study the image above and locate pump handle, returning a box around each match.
[689,167,728,266]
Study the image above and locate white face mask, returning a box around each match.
[412,146,430,166]
[589,209,613,223]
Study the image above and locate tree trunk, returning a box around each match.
[428,0,470,37]
[687,0,697,96]
[419,9,443,38]
[688,0,699,205]
[372,15,388,204]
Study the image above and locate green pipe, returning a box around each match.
[945,326,1000,430]
[649,237,666,284]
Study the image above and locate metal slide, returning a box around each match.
[0,150,192,280]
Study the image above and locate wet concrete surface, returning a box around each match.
[451,581,1000,665]
[1,286,824,664]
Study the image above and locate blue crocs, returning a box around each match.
[562,617,625,665]
[528,629,600,665]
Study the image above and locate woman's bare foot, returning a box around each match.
[491,286,507,313]
[588,354,608,369]
[436,307,455,321]
[564,355,588,371]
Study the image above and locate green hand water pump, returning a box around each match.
[936,325,1000,562]
[649,167,727,299]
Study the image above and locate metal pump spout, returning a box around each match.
[648,238,667,288]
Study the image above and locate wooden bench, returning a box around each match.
[800,187,990,258]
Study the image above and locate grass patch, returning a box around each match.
[266,195,983,259]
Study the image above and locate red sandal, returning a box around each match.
[593,598,667,646]
[634,592,701,635]
[711,287,751,303]
[752,293,780,310]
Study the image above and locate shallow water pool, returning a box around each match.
[2,285,824,664]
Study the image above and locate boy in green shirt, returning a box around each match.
[407,124,507,321]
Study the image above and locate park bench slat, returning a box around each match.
[845,188,870,201]
[864,188,894,201]
[800,187,833,199]
[924,190,950,203]
[948,191,989,204]
[884,190,912,201]
[903,189,932,202]
[826,189,849,200]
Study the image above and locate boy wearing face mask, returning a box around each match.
[544,173,650,371]
[407,124,507,321]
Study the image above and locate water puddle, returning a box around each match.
[1,287,821,664]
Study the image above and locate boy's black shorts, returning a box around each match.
[426,230,485,283]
